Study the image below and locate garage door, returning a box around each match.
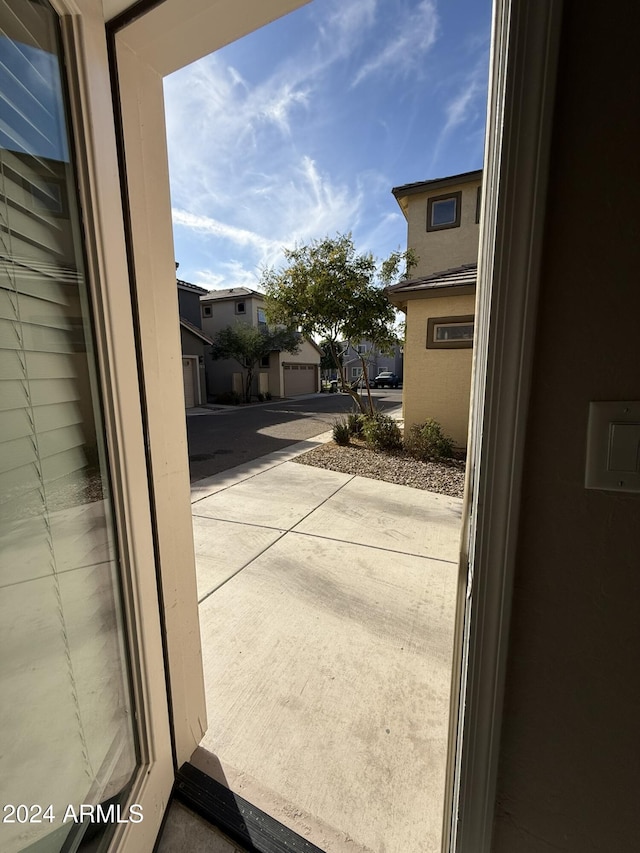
[283,363,316,396]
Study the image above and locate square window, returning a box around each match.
[427,191,462,231]
[202,305,212,317]
[426,315,474,349]
[260,355,270,368]
[351,366,363,378]
[236,301,246,314]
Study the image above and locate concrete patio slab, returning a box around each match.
[192,516,285,601]
[293,477,463,562]
[198,530,459,853]
[192,461,352,530]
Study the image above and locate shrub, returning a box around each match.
[347,412,365,437]
[362,413,402,452]
[332,418,351,446]
[405,418,454,461]
[215,391,242,405]
[265,391,272,400]
[257,392,265,402]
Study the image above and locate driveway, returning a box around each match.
[186,389,402,482]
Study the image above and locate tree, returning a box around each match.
[210,322,300,403]
[262,233,415,414]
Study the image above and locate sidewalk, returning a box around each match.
[190,435,463,853]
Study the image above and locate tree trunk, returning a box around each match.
[329,340,366,414]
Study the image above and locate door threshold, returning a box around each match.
[174,763,326,853]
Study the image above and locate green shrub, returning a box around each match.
[362,413,402,452]
[347,412,365,437]
[405,418,454,461]
[215,391,241,405]
[332,418,351,446]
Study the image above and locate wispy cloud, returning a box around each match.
[352,0,439,87]
[429,52,489,170]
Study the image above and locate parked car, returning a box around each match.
[371,372,401,388]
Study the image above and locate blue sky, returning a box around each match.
[163,0,491,290]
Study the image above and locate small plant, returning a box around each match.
[332,418,351,446]
[265,391,272,400]
[214,391,242,405]
[257,392,265,402]
[347,412,365,437]
[362,413,402,452]
[405,418,454,461]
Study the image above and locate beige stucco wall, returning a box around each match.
[405,180,481,277]
[403,293,475,446]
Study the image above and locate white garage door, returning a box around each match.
[283,363,316,396]
[182,358,196,407]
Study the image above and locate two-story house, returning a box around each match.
[177,277,212,408]
[386,170,482,446]
[200,286,321,399]
[338,340,404,386]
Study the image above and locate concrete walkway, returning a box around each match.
[190,434,463,853]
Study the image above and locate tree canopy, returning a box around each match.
[262,233,415,413]
[210,322,300,403]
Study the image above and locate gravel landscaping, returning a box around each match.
[293,438,467,498]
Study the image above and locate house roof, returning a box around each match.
[179,317,214,344]
[177,278,208,294]
[391,169,482,200]
[386,263,477,308]
[200,286,264,303]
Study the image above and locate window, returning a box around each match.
[426,315,474,349]
[260,355,270,368]
[427,191,462,231]
[235,300,246,314]
[357,344,367,354]
[202,304,212,317]
[475,185,482,224]
[257,307,266,325]
[351,366,363,378]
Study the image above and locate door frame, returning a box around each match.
[51,1,176,849]
[104,0,565,851]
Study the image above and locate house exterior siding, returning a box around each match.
[403,293,475,446]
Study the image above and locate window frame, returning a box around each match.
[427,191,462,231]
[235,300,246,314]
[202,304,212,317]
[427,315,475,349]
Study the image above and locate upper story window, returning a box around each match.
[357,344,368,354]
[236,301,246,314]
[202,304,212,317]
[427,191,462,231]
[257,307,266,325]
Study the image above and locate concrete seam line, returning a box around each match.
[197,529,289,605]
[286,529,459,566]
[190,513,288,534]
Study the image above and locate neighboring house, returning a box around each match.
[177,278,212,408]
[3,2,636,852]
[387,170,482,446]
[200,287,321,399]
[334,340,404,385]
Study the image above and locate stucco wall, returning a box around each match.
[403,293,475,446]
[405,180,480,277]
[491,2,640,851]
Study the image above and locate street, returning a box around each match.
[186,389,402,482]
